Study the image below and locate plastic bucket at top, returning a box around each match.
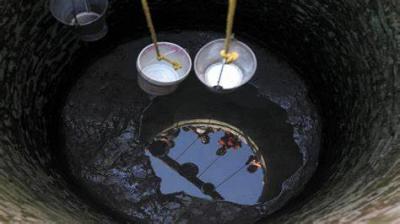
[194,39,257,93]
[49,0,109,42]
[136,42,192,96]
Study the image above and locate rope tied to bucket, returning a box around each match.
[214,0,239,90]
[141,0,182,70]
[220,0,239,64]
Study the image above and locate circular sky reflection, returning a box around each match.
[145,120,266,205]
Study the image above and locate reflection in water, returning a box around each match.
[145,121,266,205]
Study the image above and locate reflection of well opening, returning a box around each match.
[161,119,265,161]
[147,119,268,205]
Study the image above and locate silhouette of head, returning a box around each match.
[247,165,259,173]
[200,135,210,144]
[148,140,168,157]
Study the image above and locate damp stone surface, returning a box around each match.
[60,31,320,223]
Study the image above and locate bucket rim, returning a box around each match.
[136,42,192,86]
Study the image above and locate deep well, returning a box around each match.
[0,0,399,223]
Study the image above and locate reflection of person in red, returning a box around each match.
[246,155,262,173]
[216,132,242,156]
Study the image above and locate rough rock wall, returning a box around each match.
[0,0,110,223]
[0,0,399,223]
[260,0,400,223]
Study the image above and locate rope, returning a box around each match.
[216,163,247,189]
[175,137,199,160]
[198,156,222,177]
[140,0,182,70]
[216,61,226,87]
[220,0,239,64]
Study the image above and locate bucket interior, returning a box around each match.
[138,42,192,84]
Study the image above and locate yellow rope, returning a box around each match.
[220,0,239,64]
[140,0,182,70]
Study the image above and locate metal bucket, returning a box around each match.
[136,42,192,96]
[194,39,257,93]
[49,0,109,42]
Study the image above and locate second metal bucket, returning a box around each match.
[194,39,257,93]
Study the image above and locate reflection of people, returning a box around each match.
[146,128,179,157]
[216,132,242,156]
[246,155,262,173]
[199,135,210,144]
[183,126,214,144]
[216,146,227,156]
[218,132,242,149]
[198,127,214,144]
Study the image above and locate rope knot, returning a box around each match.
[157,55,182,70]
[220,50,239,64]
